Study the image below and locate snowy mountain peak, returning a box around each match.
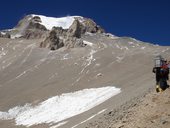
[29,14,84,30]
[1,14,104,39]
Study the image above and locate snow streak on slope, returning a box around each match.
[71,109,107,128]
[0,86,121,127]
[31,14,82,30]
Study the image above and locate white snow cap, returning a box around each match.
[31,14,83,30]
[0,86,121,127]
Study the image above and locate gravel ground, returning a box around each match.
[86,81,170,128]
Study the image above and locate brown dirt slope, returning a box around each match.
[87,81,170,128]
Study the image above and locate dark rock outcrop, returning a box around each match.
[21,16,48,39]
[67,20,85,38]
[23,29,48,39]
[40,17,105,50]
[64,37,86,48]
[16,15,47,31]
[40,28,64,50]
[11,15,48,39]
[82,18,105,33]
[26,22,47,31]
[50,27,67,37]
[40,19,87,50]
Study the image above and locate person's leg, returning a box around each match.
[156,75,160,85]
[155,75,160,92]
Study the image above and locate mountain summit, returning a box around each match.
[1,14,105,50]
[1,14,104,39]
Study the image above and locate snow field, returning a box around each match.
[0,86,121,127]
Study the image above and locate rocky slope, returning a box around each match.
[86,83,170,128]
[0,14,170,128]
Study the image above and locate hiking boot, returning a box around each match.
[159,87,163,92]
[156,85,159,93]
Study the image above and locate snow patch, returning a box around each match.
[162,48,170,53]
[124,46,129,50]
[96,73,103,77]
[50,121,68,128]
[85,32,95,36]
[104,33,118,39]
[2,62,12,69]
[0,47,7,59]
[141,46,146,50]
[71,109,107,128]
[6,29,15,32]
[62,53,70,60]
[15,71,27,79]
[31,14,82,30]
[128,42,134,45]
[116,56,124,62]
[115,44,127,50]
[11,34,22,39]
[136,43,139,46]
[115,44,121,49]
[81,49,96,74]
[0,32,6,35]
[131,38,139,42]
[83,40,93,46]
[0,87,121,127]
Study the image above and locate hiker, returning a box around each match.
[153,56,169,92]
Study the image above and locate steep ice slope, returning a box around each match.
[0,34,170,128]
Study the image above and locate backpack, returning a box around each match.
[160,65,168,77]
[154,55,163,67]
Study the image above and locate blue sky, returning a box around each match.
[0,0,170,46]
